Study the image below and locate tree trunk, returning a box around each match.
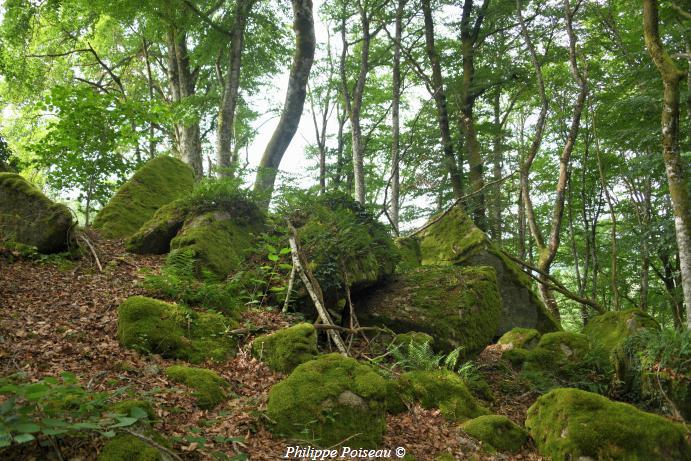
[254,0,316,207]
[216,0,254,176]
[643,0,691,329]
[166,28,203,178]
[422,0,464,200]
[490,90,502,241]
[390,0,406,233]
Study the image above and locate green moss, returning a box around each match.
[584,309,660,355]
[497,328,540,349]
[165,365,230,409]
[392,332,434,349]
[502,348,530,367]
[416,206,486,266]
[127,199,190,254]
[94,156,195,239]
[526,388,690,461]
[0,173,74,253]
[252,323,318,373]
[395,236,422,272]
[117,296,237,363]
[266,353,388,448]
[98,434,161,461]
[461,415,528,453]
[525,332,590,368]
[399,370,489,421]
[359,266,501,353]
[169,210,259,279]
[109,399,155,421]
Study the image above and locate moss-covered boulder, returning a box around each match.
[392,331,434,349]
[497,327,540,350]
[289,192,399,298]
[266,353,388,448]
[526,388,690,461]
[525,332,590,367]
[399,206,559,335]
[126,200,191,254]
[358,266,501,353]
[165,365,230,409]
[398,370,489,421]
[98,434,162,461]
[94,156,195,239]
[461,415,528,453]
[168,210,259,279]
[252,323,318,373]
[117,296,237,363]
[0,173,74,253]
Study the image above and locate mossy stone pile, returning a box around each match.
[266,353,388,448]
[397,205,559,335]
[497,327,540,349]
[94,156,195,239]
[0,173,74,253]
[251,323,318,372]
[358,266,501,353]
[526,388,690,460]
[117,296,237,363]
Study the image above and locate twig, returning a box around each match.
[503,251,605,314]
[78,234,103,272]
[122,429,184,461]
[312,324,395,335]
[286,220,348,355]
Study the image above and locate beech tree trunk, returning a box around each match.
[216,0,254,176]
[254,0,316,207]
[643,0,691,329]
[421,0,464,200]
[166,28,203,178]
[390,0,406,233]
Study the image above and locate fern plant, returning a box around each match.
[389,340,465,372]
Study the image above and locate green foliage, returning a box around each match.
[526,388,690,461]
[388,339,464,373]
[0,372,148,448]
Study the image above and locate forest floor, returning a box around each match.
[0,237,545,461]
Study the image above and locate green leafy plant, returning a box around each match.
[389,340,465,373]
[0,372,147,448]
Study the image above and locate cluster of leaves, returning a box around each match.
[388,340,464,374]
[0,372,147,448]
[171,424,247,461]
[178,178,265,226]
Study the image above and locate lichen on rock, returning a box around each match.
[526,387,690,461]
[0,172,74,253]
[358,265,501,353]
[266,353,388,448]
[251,323,318,373]
[94,156,195,239]
[117,296,237,363]
[165,365,231,409]
[461,414,528,453]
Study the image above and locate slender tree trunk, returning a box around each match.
[334,102,347,187]
[254,0,316,207]
[640,177,652,310]
[216,0,254,176]
[422,0,464,200]
[143,38,157,159]
[390,0,406,233]
[490,90,502,241]
[459,0,489,229]
[643,0,691,329]
[166,28,203,178]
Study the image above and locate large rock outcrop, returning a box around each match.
[266,353,388,448]
[526,388,690,460]
[93,156,195,239]
[358,266,502,353]
[398,206,559,335]
[0,173,74,253]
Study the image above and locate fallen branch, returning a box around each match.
[286,220,348,355]
[312,324,395,335]
[77,233,102,272]
[122,429,184,461]
[282,264,296,313]
[503,251,605,314]
[409,171,518,237]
